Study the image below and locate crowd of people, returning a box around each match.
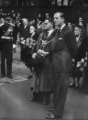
[0,9,88,120]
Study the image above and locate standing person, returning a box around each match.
[20,18,29,62]
[0,17,5,52]
[43,12,77,120]
[37,19,55,104]
[24,25,38,68]
[24,25,38,80]
[72,25,87,88]
[31,19,55,102]
[0,18,15,78]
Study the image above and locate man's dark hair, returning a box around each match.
[54,12,65,19]
[59,12,64,19]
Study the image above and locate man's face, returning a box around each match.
[74,27,81,36]
[23,19,28,26]
[54,13,64,27]
[44,20,52,30]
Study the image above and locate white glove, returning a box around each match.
[13,44,16,49]
[32,53,37,59]
[76,61,81,68]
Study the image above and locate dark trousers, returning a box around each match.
[20,44,26,62]
[53,73,69,118]
[1,42,13,76]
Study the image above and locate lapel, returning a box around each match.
[58,25,69,38]
[60,25,67,34]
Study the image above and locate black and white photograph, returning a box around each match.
[0,0,88,120]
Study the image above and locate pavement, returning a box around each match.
[0,61,48,120]
[0,47,88,120]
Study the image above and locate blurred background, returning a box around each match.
[0,0,88,22]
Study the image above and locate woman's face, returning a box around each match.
[29,26,35,34]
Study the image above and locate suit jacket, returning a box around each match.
[20,25,29,40]
[75,34,88,62]
[46,25,77,58]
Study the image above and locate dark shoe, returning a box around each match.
[7,74,13,79]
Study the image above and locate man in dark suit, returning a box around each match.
[0,18,5,51]
[20,18,29,62]
[44,12,77,120]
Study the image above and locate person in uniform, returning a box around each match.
[0,17,15,78]
[0,17,5,52]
